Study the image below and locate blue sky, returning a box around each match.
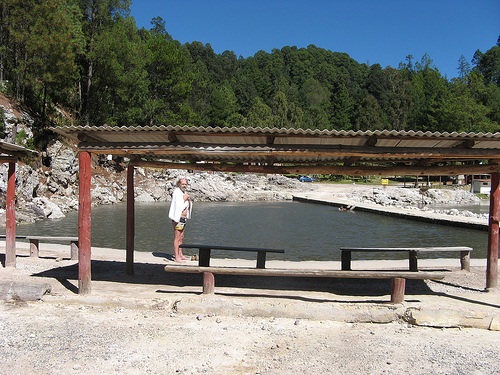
[130,0,499,79]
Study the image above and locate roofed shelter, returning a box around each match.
[0,141,36,267]
[51,125,500,294]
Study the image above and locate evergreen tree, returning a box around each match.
[0,4,499,136]
[247,97,273,128]
[474,36,500,86]
[355,94,384,131]
[79,0,131,125]
[1,0,84,125]
[208,84,238,127]
[142,23,193,125]
[329,78,354,130]
[88,14,147,126]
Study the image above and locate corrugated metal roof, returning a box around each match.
[0,140,37,157]
[51,124,500,138]
[50,125,500,173]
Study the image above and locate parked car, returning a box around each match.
[299,176,315,182]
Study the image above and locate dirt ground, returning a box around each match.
[1,244,500,374]
[1,300,500,375]
[1,183,499,375]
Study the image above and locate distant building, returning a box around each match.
[472,179,491,194]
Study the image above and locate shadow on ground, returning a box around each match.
[29,257,444,301]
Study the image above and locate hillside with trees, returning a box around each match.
[1,0,499,148]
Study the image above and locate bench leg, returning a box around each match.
[30,239,39,258]
[341,251,351,271]
[199,247,211,267]
[409,251,418,272]
[256,252,266,269]
[203,272,215,294]
[391,278,406,303]
[71,241,78,260]
[460,251,471,272]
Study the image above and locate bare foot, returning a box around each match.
[174,258,186,263]
[181,256,190,260]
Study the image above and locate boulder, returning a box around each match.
[32,197,65,219]
[136,192,155,202]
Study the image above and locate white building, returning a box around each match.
[472,179,491,194]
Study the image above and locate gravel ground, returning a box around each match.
[1,300,500,375]
[1,184,499,374]
[1,253,499,375]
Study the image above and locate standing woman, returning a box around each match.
[168,178,192,262]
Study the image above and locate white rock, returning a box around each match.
[136,192,155,202]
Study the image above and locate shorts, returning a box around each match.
[174,217,186,230]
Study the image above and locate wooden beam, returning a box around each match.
[164,265,445,280]
[78,142,500,160]
[77,133,101,143]
[417,158,449,166]
[0,156,18,163]
[131,159,499,176]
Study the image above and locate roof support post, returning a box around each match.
[5,162,16,267]
[126,164,135,275]
[78,151,92,294]
[487,172,499,290]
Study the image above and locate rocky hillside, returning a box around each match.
[0,141,312,226]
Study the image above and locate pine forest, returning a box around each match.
[1,0,500,147]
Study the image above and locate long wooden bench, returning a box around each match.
[164,265,446,303]
[180,244,285,269]
[340,246,473,272]
[1,235,79,260]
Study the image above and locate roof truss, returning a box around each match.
[51,125,500,176]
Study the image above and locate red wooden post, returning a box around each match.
[126,164,135,275]
[486,172,499,290]
[78,151,92,294]
[390,278,406,303]
[5,161,16,267]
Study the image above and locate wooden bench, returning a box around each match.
[25,236,79,260]
[164,265,446,303]
[1,235,78,259]
[180,244,285,269]
[340,246,473,272]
